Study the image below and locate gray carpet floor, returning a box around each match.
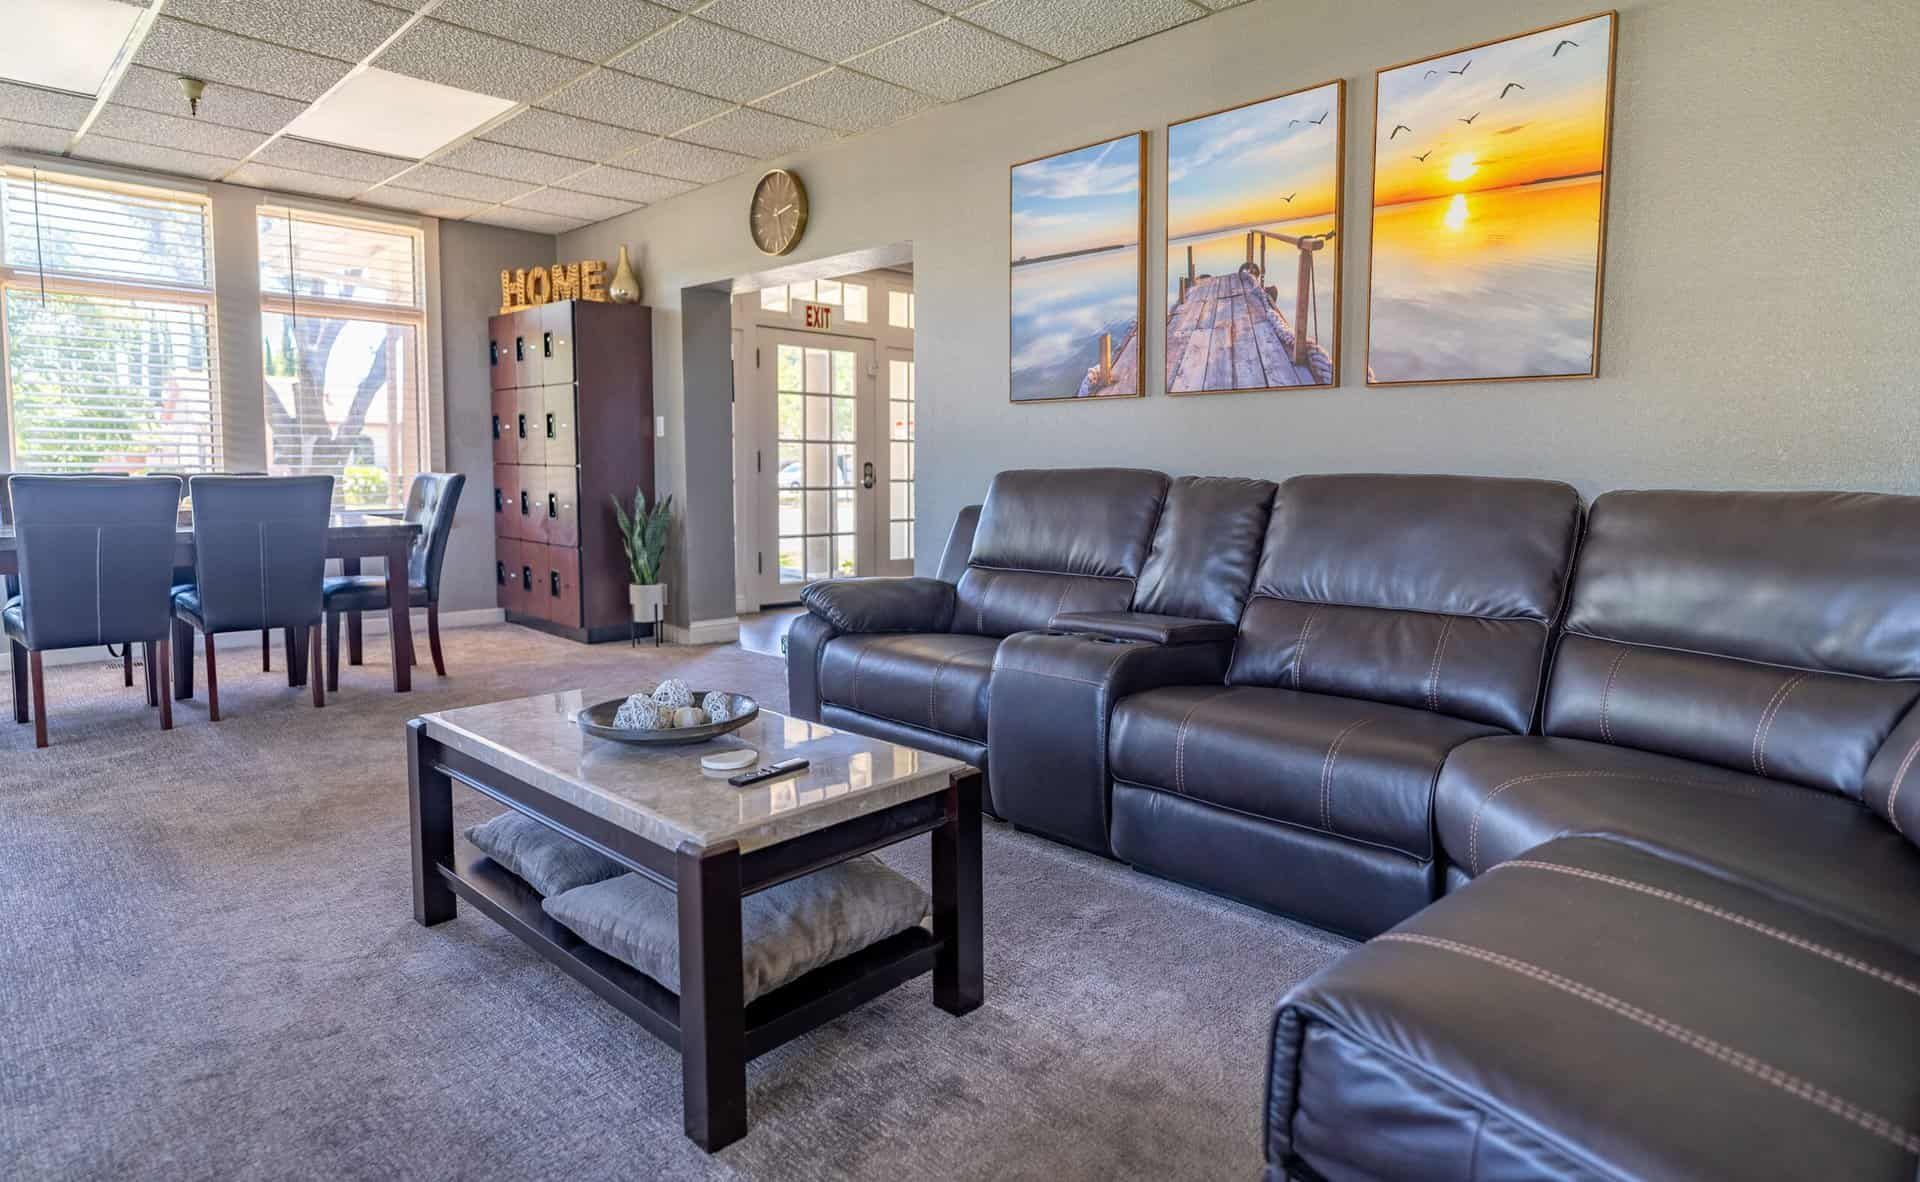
[0,625,1349,1180]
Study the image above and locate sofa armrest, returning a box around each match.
[988,630,1231,854]
[1049,609,1237,646]
[800,576,956,634]
[1863,697,1920,845]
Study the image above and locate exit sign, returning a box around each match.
[801,302,833,329]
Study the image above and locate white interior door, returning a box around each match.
[873,347,916,577]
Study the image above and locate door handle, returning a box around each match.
[543,331,553,358]
[517,413,527,439]
[496,561,506,586]
[546,412,556,440]
[489,341,498,367]
[521,565,533,591]
[514,336,525,361]
[861,461,875,490]
[547,492,558,519]
[491,414,500,441]
[549,571,561,597]
[519,490,530,516]
[493,487,503,513]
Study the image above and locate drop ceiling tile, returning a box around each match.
[609,19,823,105]
[434,138,590,185]
[0,82,94,131]
[507,187,635,221]
[385,163,536,202]
[255,138,413,182]
[0,118,74,154]
[483,108,649,160]
[677,107,832,159]
[134,16,354,100]
[161,0,410,61]
[112,66,309,134]
[359,186,489,219]
[848,18,1055,101]
[376,19,585,103]
[965,0,1200,61]
[226,161,370,198]
[699,0,939,62]
[89,105,269,158]
[71,135,239,181]
[617,136,754,183]
[565,164,696,204]
[469,206,585,235]
[754,68,931,132]
[543,69,730,136]
[432,0,675,61]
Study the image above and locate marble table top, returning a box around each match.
[419,691,969,854]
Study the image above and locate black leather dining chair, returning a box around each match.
[5,475,182,747]
[323,472,464,690]
[171,475,333,719]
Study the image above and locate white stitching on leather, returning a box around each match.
[1495,859,1920,999]
[1321,719,1372,832]
[1292,606,1319,690]
[1426,617,1454,712]
[1172,689,1235,796]
[1598,647,1629,743]
[1377,932,1920,1156]
[1885,734,1920,838]
[1752,672,1810,777]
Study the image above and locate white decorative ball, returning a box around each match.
[652,678,693,709]
[702,691,734,722]
[613,693,662,730]
[673,706,709,728]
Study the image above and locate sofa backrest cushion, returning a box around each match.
[1132,476,1277,623]
[1229,474,1584,732]
[953,468,1167,637]
[1545,490,1920,797]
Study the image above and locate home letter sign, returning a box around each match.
[500,261,612,313]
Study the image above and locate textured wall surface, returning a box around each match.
[562,0,1920,622]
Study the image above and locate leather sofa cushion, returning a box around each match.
[965,467,1167,580]
[322,574,429,612]
[817,633,999,741]
[1435,735,1920,955]
[1269,835,1920,1182]
[1112,685,1498,859]
[950,566,1132,638]
[1131,475,1275,622]
[799,576,955,633]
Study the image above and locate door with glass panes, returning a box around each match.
[755,330,911,603]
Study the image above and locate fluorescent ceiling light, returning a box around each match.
[0,0,143,95]
[282,67,515,160]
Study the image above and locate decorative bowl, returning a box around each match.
[577,692,759,746]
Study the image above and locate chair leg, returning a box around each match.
[309,622,325,708]
[172,618,194,701]
[262,629,272,672]
[144,642,158,708]
[124,645,134,687]
[347,609,363,667]
[205,632,221,723]
[325,611,341,693]
[29,650,47,748]
[284,629,300,687]
[10,639,27,724]
[156,635,172,731]
[428,603,447,677]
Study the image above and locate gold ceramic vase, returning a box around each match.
[609,245,641,304]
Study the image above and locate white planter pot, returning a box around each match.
[629,582,667,622]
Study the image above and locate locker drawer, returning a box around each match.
[544,465,578,548]
[491,387,516,465]
[542,383,577,468]
[514,386,547,467]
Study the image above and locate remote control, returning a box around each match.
[728,757,810,787]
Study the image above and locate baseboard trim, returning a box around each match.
[2,607,507,671]
[664,616,741,646]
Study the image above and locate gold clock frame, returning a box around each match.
[750,168,808,257]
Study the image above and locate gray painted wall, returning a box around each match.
[436,220,556,612]
[563,0,1920,625]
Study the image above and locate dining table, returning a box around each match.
[0,512,424,693]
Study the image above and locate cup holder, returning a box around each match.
[1089,635,1138,645]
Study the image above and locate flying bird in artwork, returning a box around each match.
[1424,69,1440,79]
[1499,82,1526,98]
[1390,124,1412,139]
[1310,111,1329,125]
[1280,192,1296,203]
[1449,58,1473,75]
[1552,39,1580,56]
[1412,150,1432,162]
[1458,112,1480,125]
[1289,118,1302,126]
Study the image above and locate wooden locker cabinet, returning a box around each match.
[489,300,652,643]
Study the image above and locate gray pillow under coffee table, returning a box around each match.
[406,698,983,1153]
[465,811,626,897]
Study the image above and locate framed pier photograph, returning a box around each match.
[1365,12,1617,386]
[1166,79,1344,394]
[1009,132,1147,403]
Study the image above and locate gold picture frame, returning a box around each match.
[1165,79,1346,396]
[1009,131,1147,403]
[1364,11,1618,386]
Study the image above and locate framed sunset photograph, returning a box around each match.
[1167,80,1343,394]
[1366,12,1617,385]
[1009,132,1146,402]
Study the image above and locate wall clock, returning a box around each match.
[749,168,808,256]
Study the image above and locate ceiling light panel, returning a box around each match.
[0,0,143,95]
[281,67,515,159]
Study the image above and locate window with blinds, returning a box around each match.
[258,208,427,509]
[0,169,221,473]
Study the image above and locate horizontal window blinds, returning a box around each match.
[259,209,418,309]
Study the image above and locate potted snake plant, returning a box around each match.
[612,489,672,630]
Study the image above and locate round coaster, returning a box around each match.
[700,747,758,772]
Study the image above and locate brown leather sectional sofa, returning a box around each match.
[787,467,1920,1180]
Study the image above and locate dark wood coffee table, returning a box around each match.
[406,692,983,1151]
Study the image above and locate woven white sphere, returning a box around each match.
[701,691,734,722]
[652,679,694,709]
[613,693,662,730]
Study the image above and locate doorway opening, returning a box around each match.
[730,248,913,613]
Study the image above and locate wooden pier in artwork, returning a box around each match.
[1075,322,1140,397]
[1168,230,1334,391]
